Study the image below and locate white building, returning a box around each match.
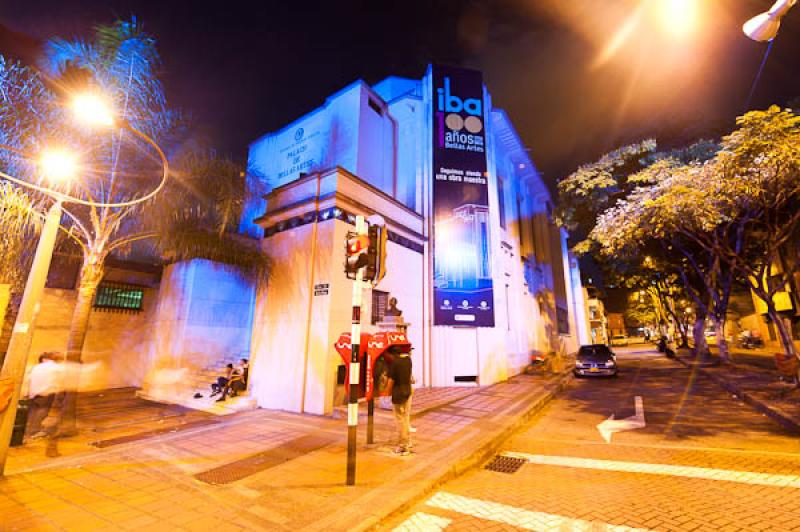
[243,66,587,415]
[18,65,587,417]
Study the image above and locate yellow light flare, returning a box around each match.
[657,0,699,39]
[39,148,78,183]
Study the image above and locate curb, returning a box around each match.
[361,370,572,531]
[674,356,800,434]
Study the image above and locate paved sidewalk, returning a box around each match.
[1,368,571,531]
[675,350,800,433]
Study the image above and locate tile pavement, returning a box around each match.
[1,368,571,531]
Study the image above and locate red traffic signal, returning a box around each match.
[345,233,370,278]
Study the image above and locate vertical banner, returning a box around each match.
[431,65,495,327]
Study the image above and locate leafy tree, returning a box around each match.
[0,19,267,433]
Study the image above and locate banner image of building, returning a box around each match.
[431,65,494,327]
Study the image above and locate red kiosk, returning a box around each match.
[334,330,411,443]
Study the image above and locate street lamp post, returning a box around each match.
[0,199,63,472]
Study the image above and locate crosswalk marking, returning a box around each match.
[393,512,451,531]
[426,491,656,532]
[504,452,800,488]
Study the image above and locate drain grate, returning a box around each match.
[195,434,332,485]
[484,455,527,474]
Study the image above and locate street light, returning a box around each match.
[71,93,114,127]
[657,0,699,38]
[743,0,797,42]
[39,149,78,183]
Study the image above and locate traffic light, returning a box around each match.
[345,232,370,279]
[365,224,388,286]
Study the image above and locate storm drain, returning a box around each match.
[484,455,527,474]
[194,434,332,485]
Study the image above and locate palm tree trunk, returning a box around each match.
[58,256,104,436]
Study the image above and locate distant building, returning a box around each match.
[607,313,626,338]
[584,289,608,345]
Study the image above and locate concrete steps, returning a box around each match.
[137,353,256,416]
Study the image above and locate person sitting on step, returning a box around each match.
[210,364,235,398]
[216,359,248,402]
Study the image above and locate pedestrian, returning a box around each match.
[386,346,413,455]
[210,363,234,397]
[26,352,63,440]
[216,359,248,403]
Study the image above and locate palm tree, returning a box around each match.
[0,18,267,433]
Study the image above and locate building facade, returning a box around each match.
[15,66,588,417]
[243,66,587,415]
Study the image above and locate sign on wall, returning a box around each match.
[431,65,495,327]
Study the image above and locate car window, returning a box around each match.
[578,345,612,358]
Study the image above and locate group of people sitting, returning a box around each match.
[209,358,249,402]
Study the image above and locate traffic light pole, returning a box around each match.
[346,215,366,486]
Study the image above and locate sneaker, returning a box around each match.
[409,426,417,433]
[393,446,410,456]
[216,397,226,403]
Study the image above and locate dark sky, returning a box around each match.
[2,0,800,187]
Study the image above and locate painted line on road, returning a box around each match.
[426,491,656,532]
[515,436,800,458]
[504,452,800,488]
[393,512,451,531]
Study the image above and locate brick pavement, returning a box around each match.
[0,368,570,531]
[388,347,800,532]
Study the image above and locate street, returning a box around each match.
[391,344,800,532]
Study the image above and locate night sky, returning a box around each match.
[2,0,800,188]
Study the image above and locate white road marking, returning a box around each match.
[426,491,655,532]
[597,396,646,443]
[503,452,800,488]
[393,512,451,531]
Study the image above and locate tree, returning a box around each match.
[0,19,267,433]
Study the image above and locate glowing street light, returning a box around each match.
[39,148,78,183]
[71,92,115,127]
[657,0,699,39]
[743,0,797,42]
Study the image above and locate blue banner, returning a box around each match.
[431,65,494,327]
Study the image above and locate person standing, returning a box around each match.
[386,346,413,455]
[26,352,63,440]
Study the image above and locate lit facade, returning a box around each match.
[243,66,588,415]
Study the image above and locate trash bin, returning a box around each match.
[10,398,29,447]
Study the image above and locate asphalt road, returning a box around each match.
[389,344,800,532]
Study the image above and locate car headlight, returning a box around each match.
[605,361,615,368]
[575,360,583,367]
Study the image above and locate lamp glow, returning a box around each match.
[39,149,78,182]
[657,0,698,38]
[72,93,114,127]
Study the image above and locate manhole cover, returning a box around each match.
[484,455,527,474]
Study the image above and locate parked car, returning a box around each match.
[610,335,628,347]
[574,344,618,378]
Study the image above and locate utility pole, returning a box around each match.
[346,215,367,486]
[0,200,62,475]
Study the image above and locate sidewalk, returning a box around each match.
[1,367,571,531]
[674,349,800,434]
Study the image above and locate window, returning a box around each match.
[497,175,506,230]
[93,282,145,312]
[367,98,383,116]
[371,289,389,324]
[556,305,570,334]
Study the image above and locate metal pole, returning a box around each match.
[0,200,62,475]
[367,396,374,444]
[346,215,366,486]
